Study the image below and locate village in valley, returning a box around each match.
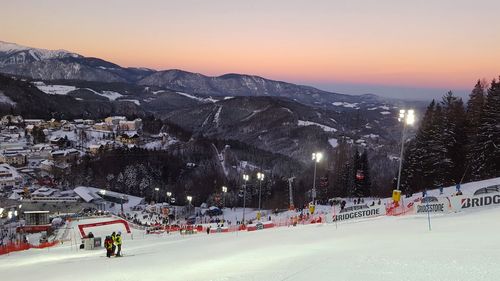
[0,114,180,232]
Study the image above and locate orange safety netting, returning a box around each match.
[0,240,59,255]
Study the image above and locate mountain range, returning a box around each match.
[0,39,428,195]
[0,40,422,169]
[0,41,423,107]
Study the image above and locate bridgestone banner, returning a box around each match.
[461,194,500,209]
[332,206,385,222]
[414,197,450,214]
[415,203,446,213]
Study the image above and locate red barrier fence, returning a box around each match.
[0,240,59,255]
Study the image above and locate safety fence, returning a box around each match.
[0,240,59,255]
[145,214,327,235]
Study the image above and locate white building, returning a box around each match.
[0,163,23,190]
[104,116,127,126]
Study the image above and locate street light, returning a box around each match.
[120,195,125,214]
[396,109,415,192]
[166,191,172,205]
[186,195,193,215]
[242,174,249,224]
[312,152,323,204]
[154,187,160,203]
[165,192,174,224]
[257,172,265,213]
[221,186,227,209]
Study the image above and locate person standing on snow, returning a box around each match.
[104,236,113,258]
[111,232,117,256]
[115,232,123,257]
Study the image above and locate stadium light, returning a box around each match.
[257,172,265,213]
[222,186,227,209]
[242,174,249,224]
[396,109,416,192]
[311,152,323,204]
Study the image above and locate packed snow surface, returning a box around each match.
[100,91,123,101]
[176,92,216,103]
[120,99,141,106]
[0,91,16,105]
[328,138,338,148]
[332,101,359,108]
[298,120,337,132]
[34,82,77,95]
[2,206,500,280]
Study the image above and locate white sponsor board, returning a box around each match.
[458,193,500,210]
[414,197,451,214]
[332,205,386,222]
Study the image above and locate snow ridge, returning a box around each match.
[298,120,337,132]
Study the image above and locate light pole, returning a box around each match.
[99,190,107,211]
[154,187,160,203]
[396,109,415,192]
[120,196,124,214]
[257,172,265,212]
[186,195,192,216]
[221,186,227,209]
[166,192,172,225]
[312,152,323,204]
[242,174,249,225]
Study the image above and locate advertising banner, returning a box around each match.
[460,193,500,209]
[332,205,385,222]
[413,197,451,214]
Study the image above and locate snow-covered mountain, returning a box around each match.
[0,41,154,82]
[0,41,425,109]
[0,41,80,65]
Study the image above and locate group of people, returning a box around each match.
[104,231,122,258]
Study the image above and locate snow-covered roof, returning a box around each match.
[32,187,57,196]
[0,163,21,179]
[73,186,101,203]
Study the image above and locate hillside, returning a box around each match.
[0,75,143,119]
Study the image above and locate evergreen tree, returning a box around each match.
[357,151,372,197]
[441,91,467,184]
[331,137,352,197]
[31,126,46,144]
[350,150,361,197]
[470,78,500,179]
[429,104,451,186]
[400,139,419,195]
[414,100,440,189]
[465,80,486,179]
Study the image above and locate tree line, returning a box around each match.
[400,78,500,194]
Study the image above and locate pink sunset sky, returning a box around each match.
[1,0,499,99]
